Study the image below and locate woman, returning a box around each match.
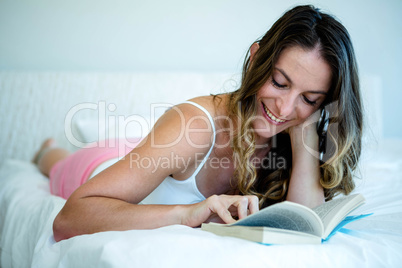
[33,5,362,242]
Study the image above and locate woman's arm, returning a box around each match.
[53,188,258,241]
[286,116,325,208]
[53,103,258,241]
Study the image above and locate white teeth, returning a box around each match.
[263,104,285,123]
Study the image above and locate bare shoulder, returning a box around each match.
[186,94,229,119]
[149,97,217,152]
[186,95,232,157]
[151,94,230,155]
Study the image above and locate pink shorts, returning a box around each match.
[49,138,141,199]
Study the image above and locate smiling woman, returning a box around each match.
[30,5,363,242]
[227,5,362,207]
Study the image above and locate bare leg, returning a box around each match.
[33,139,70,177]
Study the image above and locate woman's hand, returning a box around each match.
[288,109,320,149]
[181,194,259,227]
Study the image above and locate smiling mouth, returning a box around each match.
[262,102,287,123]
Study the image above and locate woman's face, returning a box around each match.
[253,45,332,140]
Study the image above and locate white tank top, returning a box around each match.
[90,101,216,205]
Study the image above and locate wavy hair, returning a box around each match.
[226,5,363,207]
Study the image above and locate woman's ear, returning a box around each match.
[250,42,260,63]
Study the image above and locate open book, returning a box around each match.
[201,193,371,245]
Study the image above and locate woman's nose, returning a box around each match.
[276,93,296,118]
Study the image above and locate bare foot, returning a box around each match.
[32,138,55,164]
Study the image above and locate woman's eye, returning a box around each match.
[271,78,286,88]
[303,96,317,106]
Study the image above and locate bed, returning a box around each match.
[1,72,401,267]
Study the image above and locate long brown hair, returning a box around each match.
[227,5,363,207]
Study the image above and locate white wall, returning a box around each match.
[0,0,401,138]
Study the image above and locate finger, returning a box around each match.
[216,205,236,224]
[236,197,249,219]
[208,196,236,224]
[246,195,260,215]
[304,109,321,125]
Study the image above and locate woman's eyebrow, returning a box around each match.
[275,67,328,95]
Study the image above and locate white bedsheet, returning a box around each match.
[1,141,402,268]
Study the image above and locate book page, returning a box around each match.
[312,194,365,238]
[232,202,323,237]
